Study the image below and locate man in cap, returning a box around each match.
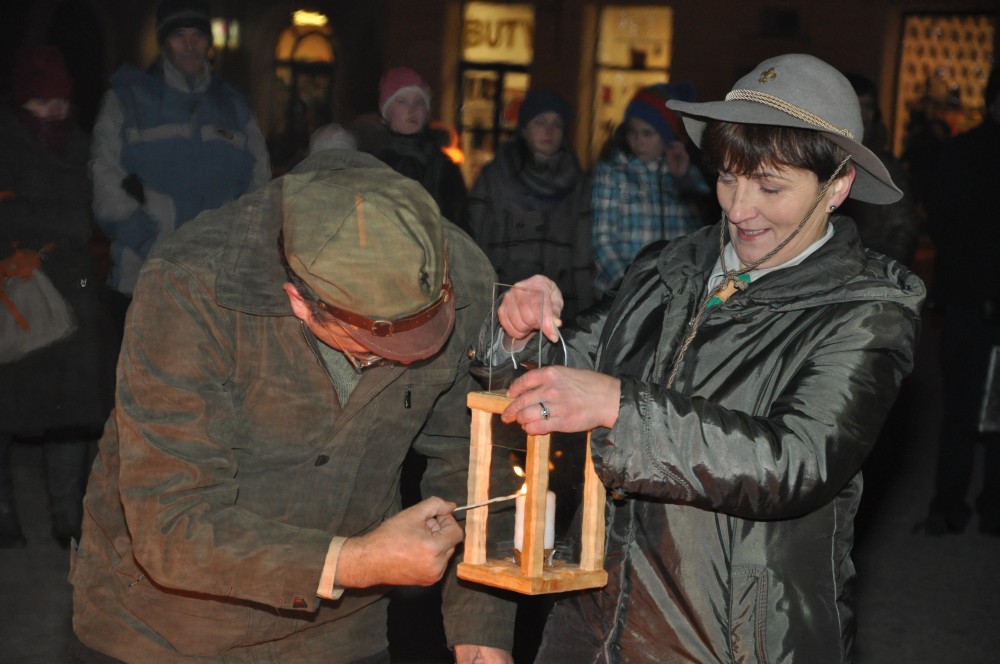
[70,150,516,663]
[90,0,270,326]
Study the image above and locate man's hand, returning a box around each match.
[335,497,462,588]
[454,644,514,664]
[497,275,564,344]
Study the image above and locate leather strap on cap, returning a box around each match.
[320,277,452,337]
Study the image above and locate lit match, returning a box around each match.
[453,492,520,512]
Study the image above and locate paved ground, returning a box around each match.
[2,318,999,663]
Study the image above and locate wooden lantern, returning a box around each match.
[457,391,608,595]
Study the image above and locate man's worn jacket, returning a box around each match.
[534,218,925,663]
[71,151,515,662]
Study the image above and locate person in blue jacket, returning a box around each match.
[90,0,270,320]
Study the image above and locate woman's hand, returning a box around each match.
[502,366,621,435]
[497,275,564,344]
[664,140,691,178]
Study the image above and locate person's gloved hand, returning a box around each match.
[121,173,145,204]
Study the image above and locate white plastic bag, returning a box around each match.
[1,263,77,364]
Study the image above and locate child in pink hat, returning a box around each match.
[370,67,469,234]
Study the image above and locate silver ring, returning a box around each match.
[539,403,551,420]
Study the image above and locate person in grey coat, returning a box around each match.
[467,89,593,321]
[485,54,924,662]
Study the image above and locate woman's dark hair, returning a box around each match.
[700,120,851,182]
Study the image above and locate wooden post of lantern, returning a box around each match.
[458,391,608,595]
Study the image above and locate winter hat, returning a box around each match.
[625,84,686,144]
[156,0,211,44]
[282,164,455,363]
[517,89,572,129]
[379,67,432,119]
[667,54,901,204]
[12,46,72,105]
[308,123,358,154]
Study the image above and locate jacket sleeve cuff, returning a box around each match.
[443,608,516,651]
[592,376,648,497]
[316,535,348,600]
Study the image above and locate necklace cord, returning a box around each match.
[664,156,850,388]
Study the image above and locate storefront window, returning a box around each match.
[211,19,240,51]
[893,14,995,154]
[458,2,535,184]
[591,6,673,163]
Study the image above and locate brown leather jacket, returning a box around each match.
[71,151,516,662]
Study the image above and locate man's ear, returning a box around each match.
[283,282,313,323]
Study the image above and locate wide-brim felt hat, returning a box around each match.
[282,166,455,363]
[667,53,901,204]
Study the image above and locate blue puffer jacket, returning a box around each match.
[91,60,269,295]
[114,64,256,229]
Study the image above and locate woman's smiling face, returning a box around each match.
[717,163,850,268]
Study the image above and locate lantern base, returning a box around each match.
[513,547,554,566]
[458,559,608,595]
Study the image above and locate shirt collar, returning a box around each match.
[708,223,835,290]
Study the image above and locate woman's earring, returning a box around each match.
[829,204,837,211]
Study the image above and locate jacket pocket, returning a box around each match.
[200,125,248,150]
[112,551,252,656]
[730,565,770,664]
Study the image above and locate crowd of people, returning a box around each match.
[2,0,997,661]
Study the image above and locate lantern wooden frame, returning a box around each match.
[457,391,607,594]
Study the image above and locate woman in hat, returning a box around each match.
[591,83,713,296]
[485,54,925,661]
[467,89,593,321]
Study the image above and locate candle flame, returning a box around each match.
[513,465,527,494]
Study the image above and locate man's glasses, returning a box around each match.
[320,318,392,374]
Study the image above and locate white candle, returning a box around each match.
[513,489,556,551]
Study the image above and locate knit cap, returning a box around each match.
[12,46,72,105]
[625,84,687,144]
[379,67,432,119]
[308,124,358,154]
[517,89,572,129]
[156,0,211,44]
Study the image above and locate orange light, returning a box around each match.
[430,120,465,165]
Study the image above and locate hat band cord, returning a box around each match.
[663,155,851,389]
[725,89,854,140]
